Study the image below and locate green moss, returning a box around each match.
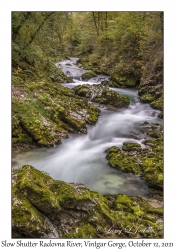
[150,96,163,111]
[87,105,101,124]
[147,207,163,215]
[65,223,97,238]
[116,194,132,205]
[12,81,101,147]
[122,142,141,152]
[106,146,141,174]
[114,194,163,238]
[12,165,163,238]
[12,115,33,145]
[111,72,139,88]
[81,71,97,80]
[106,123,163,191]
[140,93,156,103]
[17,165,61,213]
[12,185,55,238]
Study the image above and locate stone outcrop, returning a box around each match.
[12,165,163,238]
[74,84,130,109]
[110,71,140,89]
[12,81,100,148]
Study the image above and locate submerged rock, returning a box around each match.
[74,84,130,109]
[12,165,163,238]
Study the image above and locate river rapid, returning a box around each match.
[12,57,162,198]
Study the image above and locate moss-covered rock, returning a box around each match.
[74,84,130,109]
[106,123,163,191]
[140,93,156,103]
[138,86,163,113]
[150,96,163,111]
[12,115,33,145]
[111,71,139,89]
[12,81,100,148]
[122,142,142,152]
[106,146,141,174]
[81,71,97,81]
[12,185,59,238]
[12,165,163,238]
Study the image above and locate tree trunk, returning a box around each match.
[92,12,99,36]
[105,12,108,31]
[160,12,163,37]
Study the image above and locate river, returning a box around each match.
[12,57,162,198]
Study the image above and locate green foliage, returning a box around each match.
[71,12,163,99]
[12,12,75,81]
[12,12,163,94]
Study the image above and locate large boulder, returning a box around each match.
[74,84,130,109]
[12,165,163,238]
[111,72,139,89]
[81,71,97,81]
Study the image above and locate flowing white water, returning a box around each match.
[12,58,162,197]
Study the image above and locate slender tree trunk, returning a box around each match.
[160,12,163,37]
[100,12,104,32]
[105,12,108,31]
[98,12,100,32]
[92,12,99,36]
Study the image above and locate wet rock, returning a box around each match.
[12,165,163,238]
[106,146,141,174]
[50,74,73,83]
[140,93,156,103]
[81,71,97,81]
[150,96,163,111]
[122,142,142,152]
[101,80,110,86]
[106,123,163,192]
[74,84,130,109]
